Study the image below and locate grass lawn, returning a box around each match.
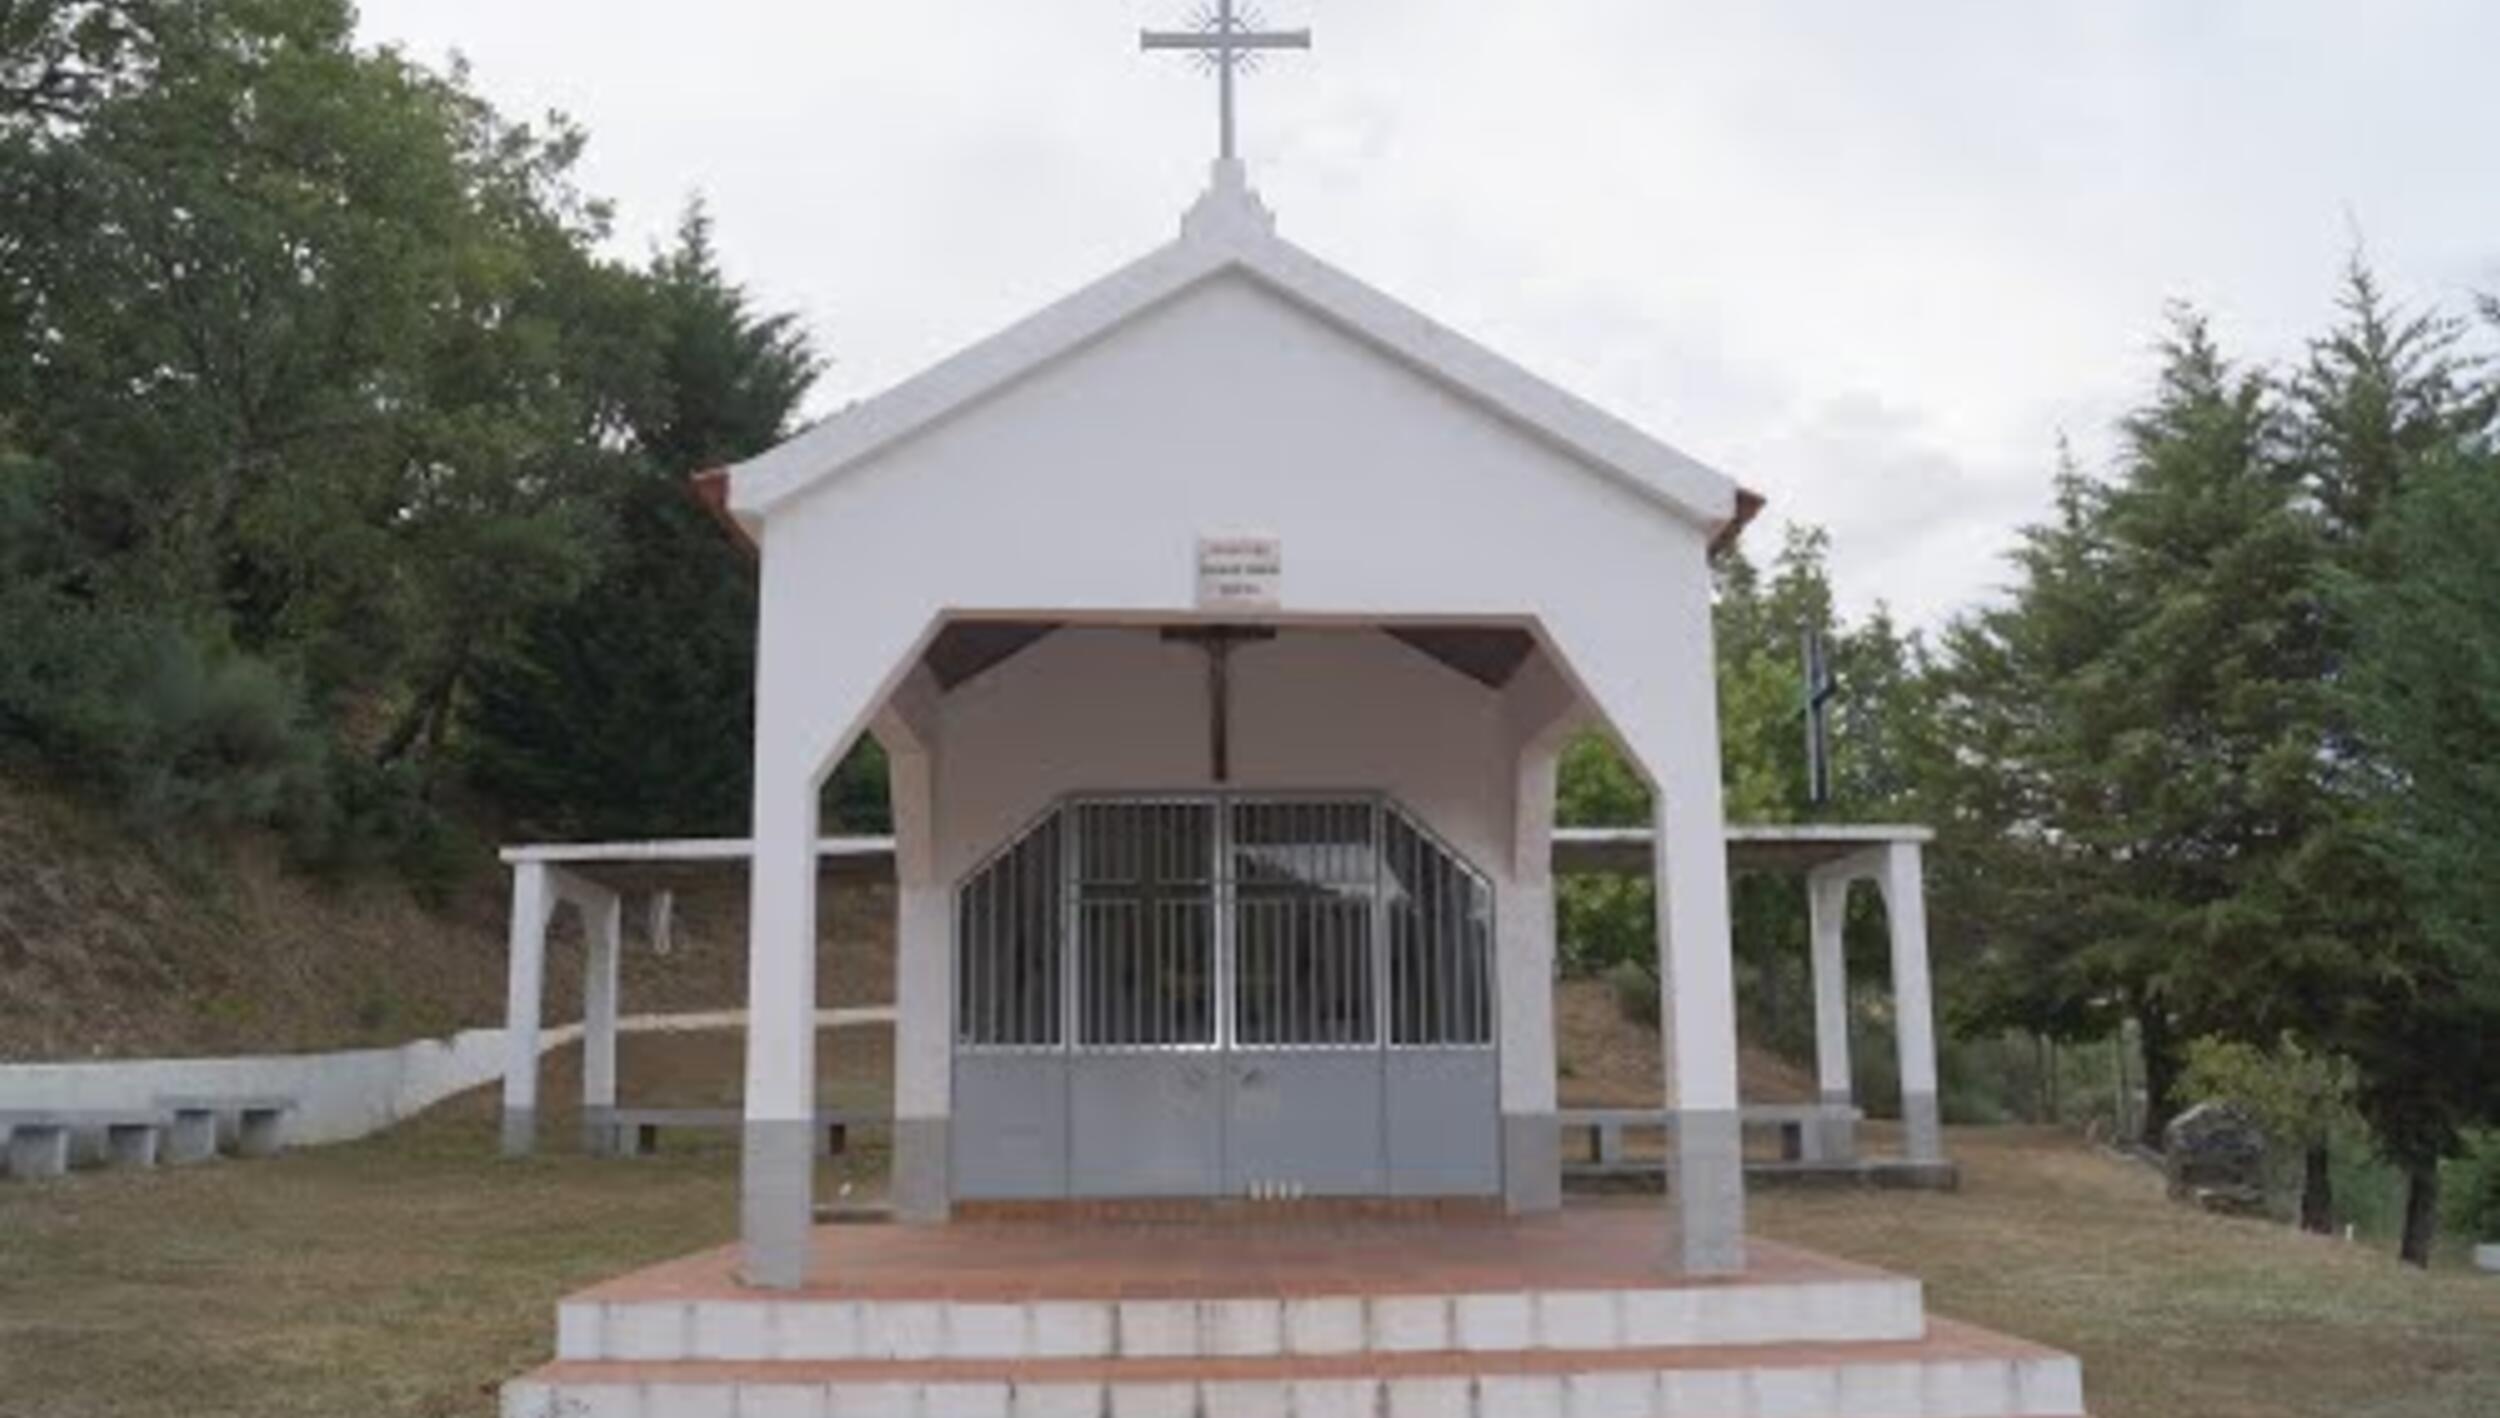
[3,1079,2496,1417]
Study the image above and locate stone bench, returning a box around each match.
[1,1109,168,1179]
[591,1107,888,1160]
[154,1095,297,1164]
[1558,1103,1864,1176]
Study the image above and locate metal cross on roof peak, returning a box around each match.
[1141,1,1311,166]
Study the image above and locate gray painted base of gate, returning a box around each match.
[950,1049,1501,1202]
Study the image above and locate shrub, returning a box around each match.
[0,591,324,831]
[2445,1131,2500,1244]
[1606,957,1660,1029]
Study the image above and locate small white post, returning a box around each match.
[1878,842,1944,1165]
[1805,866,1858,1163]
[500,861,554,1157]
[581,885,623,1155]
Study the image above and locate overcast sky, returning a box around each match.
[356,1,2500,629]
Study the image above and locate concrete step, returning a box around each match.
[560,1275,1928,1364]
[507,1318,2086,1418]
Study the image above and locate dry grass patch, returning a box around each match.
[1753,1127,2500,1418]
[5,1062,2497,1416]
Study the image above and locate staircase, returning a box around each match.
[502,1217,2085,1417]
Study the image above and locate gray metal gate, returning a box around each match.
[951,794,1498,1200]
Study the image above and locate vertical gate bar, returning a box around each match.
[979,858,994,1046]
[1448,840,1461,1043]
[1062,807,1079,1050]
[1015,836,1028,1043]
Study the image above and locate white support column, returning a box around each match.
[1876,841,1944,1164]
[737,569,927,1290]
[499,861,555,1157]
[1805,866,1858,1163]
[1547,548,1749,1275]
[580,883,624,1156]
[741,770,824,1289]
[1496,651,1579,1215]
[879,677,950,1223]
[1652,772,1746,1273]
[1497,745,1563,1213]
[1807,868,1854,1104]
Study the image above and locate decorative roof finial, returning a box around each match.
[1141,1,1311,169]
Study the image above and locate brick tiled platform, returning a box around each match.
[573,1207,1901,1303]
[506,1208,2089,1417]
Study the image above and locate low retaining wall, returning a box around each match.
[0,1008,895,1148]
[0,1024,581,1146]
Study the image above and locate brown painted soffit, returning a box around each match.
[1712,486,1768,559]
[689,467,758,558]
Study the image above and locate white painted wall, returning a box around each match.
[746,269,1715,774]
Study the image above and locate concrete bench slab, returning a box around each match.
[155,1096,296,1160]
[590,1107,889,1160]
[1,1109,166,1180]
[1557,1104,1866,1172]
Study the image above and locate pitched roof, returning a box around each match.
[723,166,1760,548]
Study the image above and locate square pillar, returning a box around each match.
[165,1108,220,1164]
[104,1123,159,1169]
[500,861,554,1157]
[1653,783,1747,1274]
[740,776,823,1289]
[1877,842,1944,1164]
[1549,548,1748,1276]
[235,1108,287,1159]
[880,686,952,1225]
[580,889,623,1156]
[1497,721,1568,1215]
[1805,868,1859,1163]
[7,1123,70,1179]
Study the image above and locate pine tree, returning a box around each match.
[2295,263,2500,1262]
[461,203,821,839]
[2339,442,2500,1265]
[1932,452,2135,1087]
[1942,313,2332,1148]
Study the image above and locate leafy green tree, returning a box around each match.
[0,0,741,862]
[2179,1034,2355,1233]
[0,1,161,127]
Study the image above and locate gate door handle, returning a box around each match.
[1239,1066,1266,1087]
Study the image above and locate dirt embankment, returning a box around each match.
[1553,975,1816,1106]
[0,772,891,1062]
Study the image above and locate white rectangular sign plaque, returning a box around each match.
[1196,535,1282,610]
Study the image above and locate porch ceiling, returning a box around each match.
[915,618,1541,695]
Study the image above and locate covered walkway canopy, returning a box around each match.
[496,822,1944,1175]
